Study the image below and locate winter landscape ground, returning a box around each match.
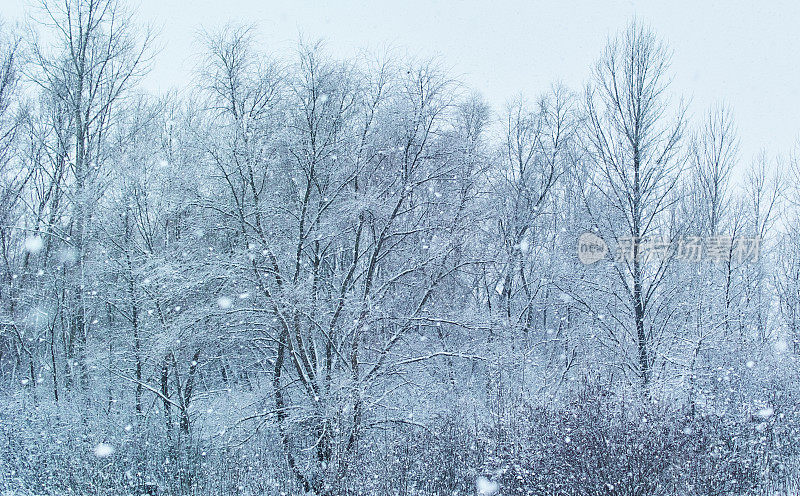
[1,1,800,495]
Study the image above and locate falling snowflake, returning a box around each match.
[94,443,115,458]
[757,407,774,419]
[24,236,43,253]
[476,476,499,496]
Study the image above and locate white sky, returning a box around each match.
[7,0,800,171]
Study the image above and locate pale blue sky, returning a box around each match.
[7,0,800,171]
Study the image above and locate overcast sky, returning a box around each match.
[7,0,800,172]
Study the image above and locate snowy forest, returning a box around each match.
[1,1,800,495]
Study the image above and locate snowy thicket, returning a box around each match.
[1,2,799,495]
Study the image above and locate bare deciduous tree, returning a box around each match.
[583,21,685,391]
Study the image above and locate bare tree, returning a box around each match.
[583,21,685,391]
[26,0,152,392]
[691,105,738,236]
[0,22,29,387]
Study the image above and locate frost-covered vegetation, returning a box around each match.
[1,2,800,495]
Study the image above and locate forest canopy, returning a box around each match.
[0,2,798,495]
